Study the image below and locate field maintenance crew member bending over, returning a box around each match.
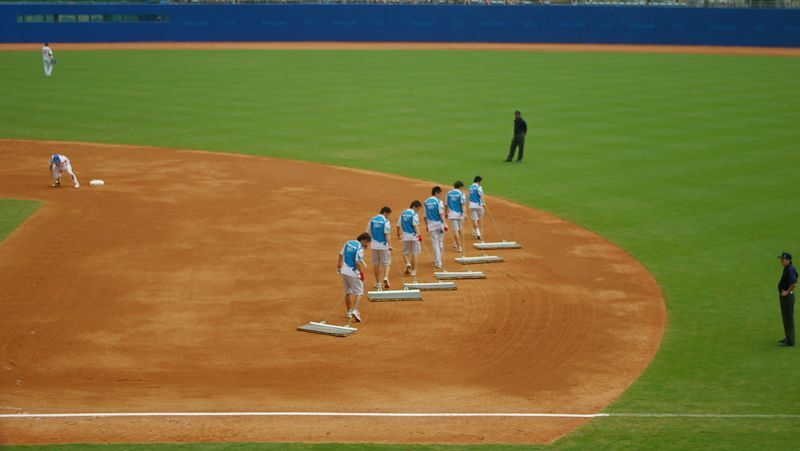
[337,232,371,323]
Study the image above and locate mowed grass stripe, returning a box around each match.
[1,49,800,449]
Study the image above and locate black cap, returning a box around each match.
[779,252,792,260]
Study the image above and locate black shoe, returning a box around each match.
[516,159,522,163]
[779,339,794,347]
[503,159,512,162]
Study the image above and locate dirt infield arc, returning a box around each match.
[0,139,665,445]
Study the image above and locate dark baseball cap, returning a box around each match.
[779,252,792,260]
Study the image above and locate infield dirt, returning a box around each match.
[0,139,665,445]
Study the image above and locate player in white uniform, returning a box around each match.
[396,200,422,277]
[337,232,371,323]
[42,43,54,78]
[445,181,466,252]
[367,206,392,291]
[468,176,485,241]
[49,154,80,189]
[424,186,447,269]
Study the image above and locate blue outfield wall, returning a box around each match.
[1,3,800,47]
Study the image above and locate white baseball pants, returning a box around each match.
[430,229,445,267]
[43,59,53,77]
[52,162,79,187]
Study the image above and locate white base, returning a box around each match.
[89,179,105,187]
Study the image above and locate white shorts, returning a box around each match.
[371,249,391,266]
[470,206,484,222]
[426,220,444,232]
[402,240,421,256]
[449,218,464,232]
[342,274,363,295]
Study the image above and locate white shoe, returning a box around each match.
[374,283,382,291]
[434,264,443,269]
[74,183,80,189]
[409,270,416,277]
[346,310,353,320]
[352,310,362,322]
[383,278,390,290]
[404,264,411,275]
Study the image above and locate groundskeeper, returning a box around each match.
[424,186,447,269]
[397,200,423,277]
[367,206,393,291]
[445,181,466,252]
[337,232,371,323]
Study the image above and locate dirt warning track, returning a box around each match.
[2,42,800,56]
[0,139,665,445]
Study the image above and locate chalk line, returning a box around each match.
[0,411,798,420]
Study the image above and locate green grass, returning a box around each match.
[0,199,40,242]
[2,49,800,449]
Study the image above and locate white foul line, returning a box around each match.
[0,412,603,419]
[0,411,799,419]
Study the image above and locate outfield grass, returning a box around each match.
[1,49,799,449]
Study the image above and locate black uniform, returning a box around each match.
[506,117,527,162]
[778,259,797,346]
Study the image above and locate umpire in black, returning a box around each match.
[505,110,527,163]
[777,252,797,347]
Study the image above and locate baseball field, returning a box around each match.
[1,43,799,449]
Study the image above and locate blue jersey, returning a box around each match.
[399,209,419,240]
[447,189,465,216]
[424,196,443,223]
[340,240,364,277]
[369,214,390,249]
[469,183,483,205]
